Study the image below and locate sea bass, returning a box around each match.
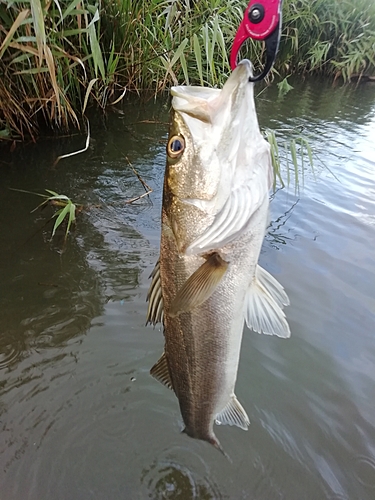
[147,60,290,453]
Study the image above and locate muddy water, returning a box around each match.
[0,79,375,499]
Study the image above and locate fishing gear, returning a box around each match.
[230,0,283,82]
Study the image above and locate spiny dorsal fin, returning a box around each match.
[215,395,250,430]
[169,253,228,317]
[256,265,289,308]
[150,352,173,391]
[146,260,164,326]
[244,276,291,338]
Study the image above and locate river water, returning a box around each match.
[0,78,374,499]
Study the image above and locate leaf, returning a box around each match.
[193,33,203,86]
[88,10,105,80]
[30,0,46,64]
[53,0,63,25]
[0,9,30,60]
[110,88,127,106]
[58,0,83,24]
[44,45,62,118]
[44,189,60,196]
[66,202,76,238]
[83,78,98,113]
[170,38,188,67]
[53,118,90,166]
[290,139,299,192]
[0,129,10,138]
[51,204,70,238]
[9,187,50,198]
[14,67,49,75]
[277,77,294,98]
[8,41,39,56]
[46,195,70,201]
[179,51,189,85]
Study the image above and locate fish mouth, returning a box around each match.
[171,60,254,122]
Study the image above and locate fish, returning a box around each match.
[147,59,290,454]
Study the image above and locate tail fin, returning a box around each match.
[209,436,232,463]
[182,427,232,462]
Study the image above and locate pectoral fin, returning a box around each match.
[186,181,268,255]
[150,352,173,391]
[169,253,228,317]
[215,395,250,430]
[244,274,291,338]
[146,260,164,326]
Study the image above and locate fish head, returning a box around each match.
[167,59,265,199]
[164,60,272,252]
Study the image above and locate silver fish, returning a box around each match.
[147,60,290,453]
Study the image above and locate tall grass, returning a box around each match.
[281,0,375,81]
[1,0,374,140]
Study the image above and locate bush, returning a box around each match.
[1,0,374,140]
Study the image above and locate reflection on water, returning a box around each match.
[266,196,300,250]
[0,80,375,499]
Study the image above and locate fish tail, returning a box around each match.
[182,428,232,461]
[208,436,232,463]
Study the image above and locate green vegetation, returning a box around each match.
[1,0,374,140]
[11,188,80,240]
[265,128,315,193]
[10,158,153,245]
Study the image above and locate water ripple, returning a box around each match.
[352,455,375,489]
[140,447,224,500]
[0,331,23,370]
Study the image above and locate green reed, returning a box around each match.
[10,188,79,240]
[1,0,374,141]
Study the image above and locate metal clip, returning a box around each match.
[230,0,283,82]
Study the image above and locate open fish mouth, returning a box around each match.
[171,59,255,125]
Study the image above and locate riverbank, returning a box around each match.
[1,0,374,141]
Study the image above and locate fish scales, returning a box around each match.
[147,60,290,453]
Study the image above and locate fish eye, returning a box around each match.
[167,135,185,159]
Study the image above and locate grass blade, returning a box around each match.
[52,204,70,238]
[0,9,30,60]
[30,0,46,64]
[193,33,203,86]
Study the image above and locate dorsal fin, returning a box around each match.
[146,260,164,326]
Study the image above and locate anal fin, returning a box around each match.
[215,395,250,430]
[150,352,173,391]
[169,252,228,317]
[256,265,289,308]
[244,275,291,338]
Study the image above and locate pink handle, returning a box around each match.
[230,0,281,70]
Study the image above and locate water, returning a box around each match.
[0,79,375,499]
